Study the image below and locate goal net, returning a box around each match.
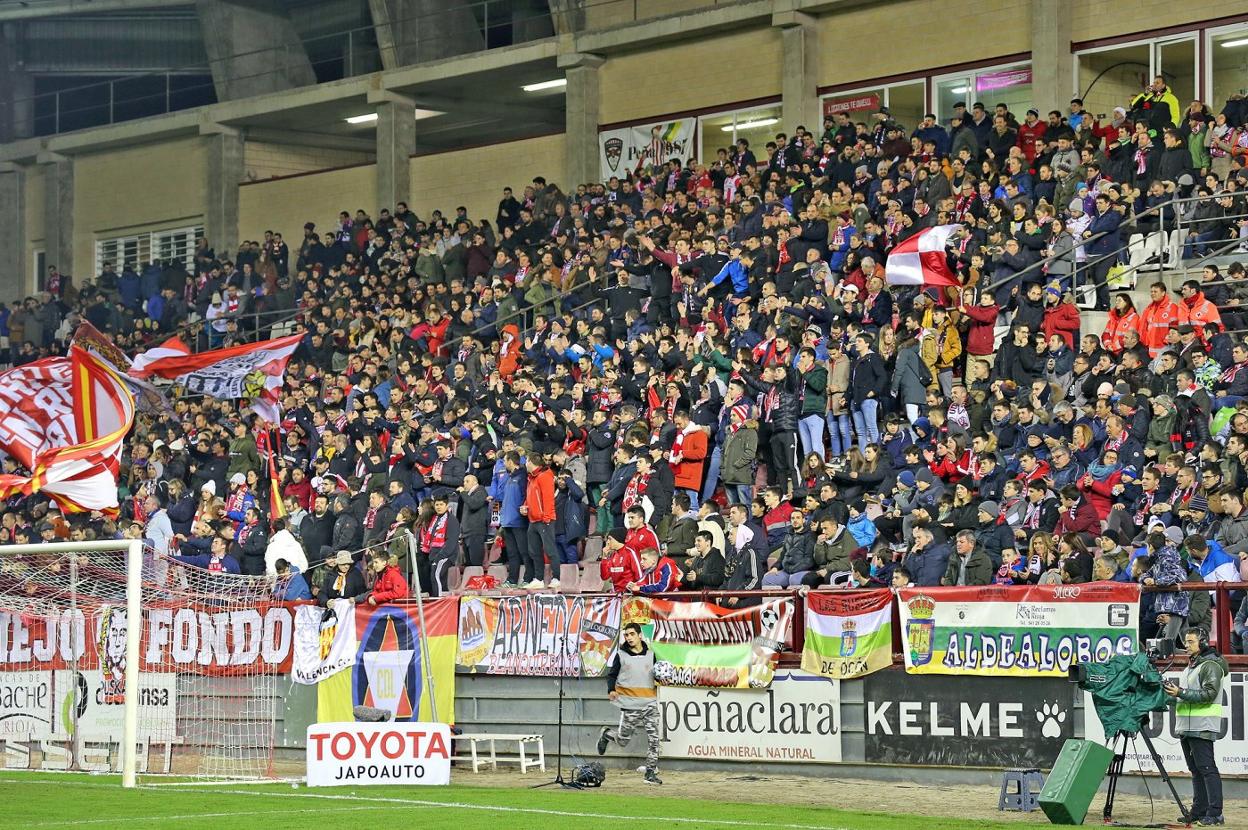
[0,540,289,783]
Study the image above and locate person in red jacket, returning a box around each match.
[522,455,558,589]
[1016,109,1047,162]
[669,411,708,506]
[959,288,1000,359]
[1041,287,1081,349]
[363,551,410,605]
[628,547,682,594]
[600,527,641,593]
[1055,485,1102,535]
[623,505,661,555]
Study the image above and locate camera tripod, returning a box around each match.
[1103,729,1189,826]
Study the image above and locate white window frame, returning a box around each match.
[931,60,1031,121]
[1073,35,1198,100]
[94,224,204,277]
[820,79,926,121]
[1204,22,1248,103]
[696,101,782,163]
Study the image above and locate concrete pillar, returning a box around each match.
[547,0,585,36]
[560,52,603,191]
[372,94,416,212]
[203,126,245,259]
[39,154,74,282]
[0,164,27,301]
[0,24,34,143]
[1030,0,1073,119]
[195,0,317,101]
[774,11,819,134]
[383,0,484,67]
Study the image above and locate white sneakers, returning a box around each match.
[525,579,546,589]
[548,579,561,589]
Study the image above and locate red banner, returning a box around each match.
[0,602,299,676]
[823,93,881,117]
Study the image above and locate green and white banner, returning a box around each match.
[801,589,893,679]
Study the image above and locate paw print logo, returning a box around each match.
[1036,702,1067,738]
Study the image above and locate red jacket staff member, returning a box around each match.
[521,456,558,589]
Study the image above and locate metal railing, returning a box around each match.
[14,0,727,137]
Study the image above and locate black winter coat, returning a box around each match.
[740,371,800,433]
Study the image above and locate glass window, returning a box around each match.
[976,67,1032,121]
[1077,44,1151,123]
[1210,28,1248,111]
[887,81,925,137]
[699,105,781,164]
[935,76,973,123]
[1157,38,1196,112]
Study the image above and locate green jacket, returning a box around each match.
[720,426,758,485]
[1173,648,1229,740]
[1189,131,1212,173]
[799,364,828,416]
[812,525,856,574]
[227,436,261,478]
[941,547,994,586]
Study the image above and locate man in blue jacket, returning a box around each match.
[498,451,529,588]
[902,524,951,587]
[1083,193,1122,311]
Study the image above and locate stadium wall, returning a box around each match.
[239,163,377,248]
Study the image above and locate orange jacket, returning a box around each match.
[671,429,708,491]
[1101,308,1140,353]
[524,465,557,523]
[498,324,522,378]
[1180,293,1223,339]
[1137,297,1181,357]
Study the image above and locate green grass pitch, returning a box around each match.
[0,771,1041,830]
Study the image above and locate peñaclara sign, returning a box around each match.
[659,670,840,763]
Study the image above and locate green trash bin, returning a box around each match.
[1039,739,1115,825]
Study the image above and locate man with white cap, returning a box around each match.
[317,551,365,606]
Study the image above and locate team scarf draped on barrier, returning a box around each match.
[623,596,793,689]
[312,597,458,724]
[129,333,303,424]
[898,583,1140,677]
[0,346,135,514]
[454,594,621,678]
[801,589,893,680]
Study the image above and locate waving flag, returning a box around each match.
[885,223,961,288]
[130,333,303,424]
[71,320,171,415]
[0,346,135,514]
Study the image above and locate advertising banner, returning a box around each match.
[863,670,1074,767]
[897,584,1139,677]
[0,603,298,677]
[0,669,175,742]
[315,598,458,725]
[1083,670,1248,775]
[455,594,620,678]
[292,600,358,685]
[306,721,451,787]
[599,120,696,181]
[660,669,841,763]
[624,596,793,689]
[802,589,893,680]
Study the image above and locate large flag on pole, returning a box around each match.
[71,319,171,415]
[0,346,135,514]
[885,224,962,288]
[129,333,303,424]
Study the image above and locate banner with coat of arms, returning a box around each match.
[599,120,696,181]
[314,598,458,724]
[801,589,893,680]
[897,584,1140,677]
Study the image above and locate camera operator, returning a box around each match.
[1163,630,1228,827]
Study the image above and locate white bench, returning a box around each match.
[455,733,546,773]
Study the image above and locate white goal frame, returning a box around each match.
[1,540,144,787]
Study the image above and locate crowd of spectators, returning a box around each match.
[3,77,1248,642]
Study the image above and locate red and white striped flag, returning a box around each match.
[129,333,303,424]
[0,346,135,514]
[885,224,962,288]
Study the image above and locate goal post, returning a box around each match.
[0,539,285,785]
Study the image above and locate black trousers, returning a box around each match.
[462,534,485,567]
[502,526,528,584]
[525,520,557,584]
[1089,256,1113,310]
[1180,736,1222,819]
[769,429,798,495]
